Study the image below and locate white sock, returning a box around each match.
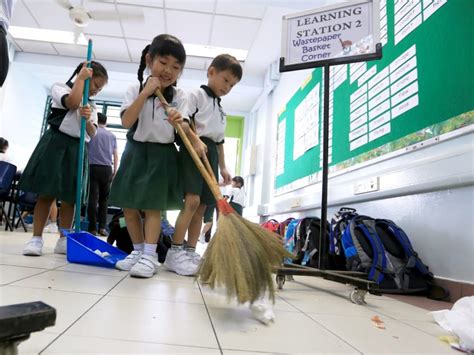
[143,243,157,256]
[133,243,144,252]
[31,236,43,244]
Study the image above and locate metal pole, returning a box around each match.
[318,63,330,270]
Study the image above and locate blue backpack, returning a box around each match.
[330,208,436,294]
[284,219,301,263]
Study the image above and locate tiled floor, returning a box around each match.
[0,231,458,354]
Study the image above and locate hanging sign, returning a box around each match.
[280,0,381,72]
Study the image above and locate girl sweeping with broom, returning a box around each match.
[109,34,189,278]
[21,61,108,256]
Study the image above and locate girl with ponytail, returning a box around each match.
[109,34,189,278]
[20,60,108,257]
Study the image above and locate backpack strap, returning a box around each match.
[349,216,387,284]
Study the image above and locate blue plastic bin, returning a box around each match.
[64,230,127,268]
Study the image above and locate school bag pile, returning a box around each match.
[261,207,447,299]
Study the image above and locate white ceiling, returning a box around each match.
[9,0,346,112]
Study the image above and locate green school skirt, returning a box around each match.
[109,139,183,211]
[203,204,216,223]
[179,137,218,206]
[19,127,88,204]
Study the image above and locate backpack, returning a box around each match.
[279,217,295,237]
[294,217,332,268]
[330,207,446,298]
[261,219,280,234]
[329,207,357,270]
[283,219,301,263]
[374,219,434,292]
[340,214,390,284]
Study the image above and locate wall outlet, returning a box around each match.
[291,198,301,208]
[354,176,379,195]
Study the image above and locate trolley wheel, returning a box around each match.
[276,275,285,290]
[349,288,367,305]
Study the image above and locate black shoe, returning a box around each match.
[98,229,109,237]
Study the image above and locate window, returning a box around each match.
[41,98,127,165]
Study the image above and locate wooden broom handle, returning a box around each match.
[189,120,219,186]
[155,89,223,200]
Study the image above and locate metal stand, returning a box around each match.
[276,45,383,304]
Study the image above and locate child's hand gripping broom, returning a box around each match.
[155,89,292,304]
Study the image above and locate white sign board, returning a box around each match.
[281,0,380,70]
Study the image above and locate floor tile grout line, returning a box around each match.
[0,262,53,270]
[38,272,130,354]
[2,260,76,286]
[197,281,224,355]
[397,318,443,340]
[220,348,291,354]
[5,284,121,297]
[40,332,223,353]
[104,292,206,305]
[3,269,53,286]
[277,296,364,355]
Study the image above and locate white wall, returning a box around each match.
[243,67,474,283]
[0,62,47,170]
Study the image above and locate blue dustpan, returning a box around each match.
[64,230,127,268]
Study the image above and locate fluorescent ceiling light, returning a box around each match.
[184,43,248,61]
[9,26,87,46]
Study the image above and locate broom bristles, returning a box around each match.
[197,211,293,304]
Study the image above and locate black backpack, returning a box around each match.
[293,217,336,269]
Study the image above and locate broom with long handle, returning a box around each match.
[155,89,292,304]
[74,39,93,233]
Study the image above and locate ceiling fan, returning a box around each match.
[55,0,144,43]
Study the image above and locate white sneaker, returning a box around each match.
[198,233,206,244]
[130,254,159,278]
[24,223,34,231]
[54,237,67,254]
[164,248,199,276]
[44,223,59,234]
[23,238,44,256]
[186,249,202,265]
[115,250,143,271]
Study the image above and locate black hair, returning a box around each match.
[97,112,107,125]
[0,137,9,153]
[209,54,242,81]
[66,61,108,85]
[137,34,186,92]
[232,176,244,187]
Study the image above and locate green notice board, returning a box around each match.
[275,0,474,194]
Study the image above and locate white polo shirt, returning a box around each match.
[187,85,226,144]
[229,187,245,207]
[121,83,188,144]
[50,83,98,143]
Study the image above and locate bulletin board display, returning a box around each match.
[275,0,474,195]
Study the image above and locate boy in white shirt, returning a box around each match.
[227,176,245,216]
